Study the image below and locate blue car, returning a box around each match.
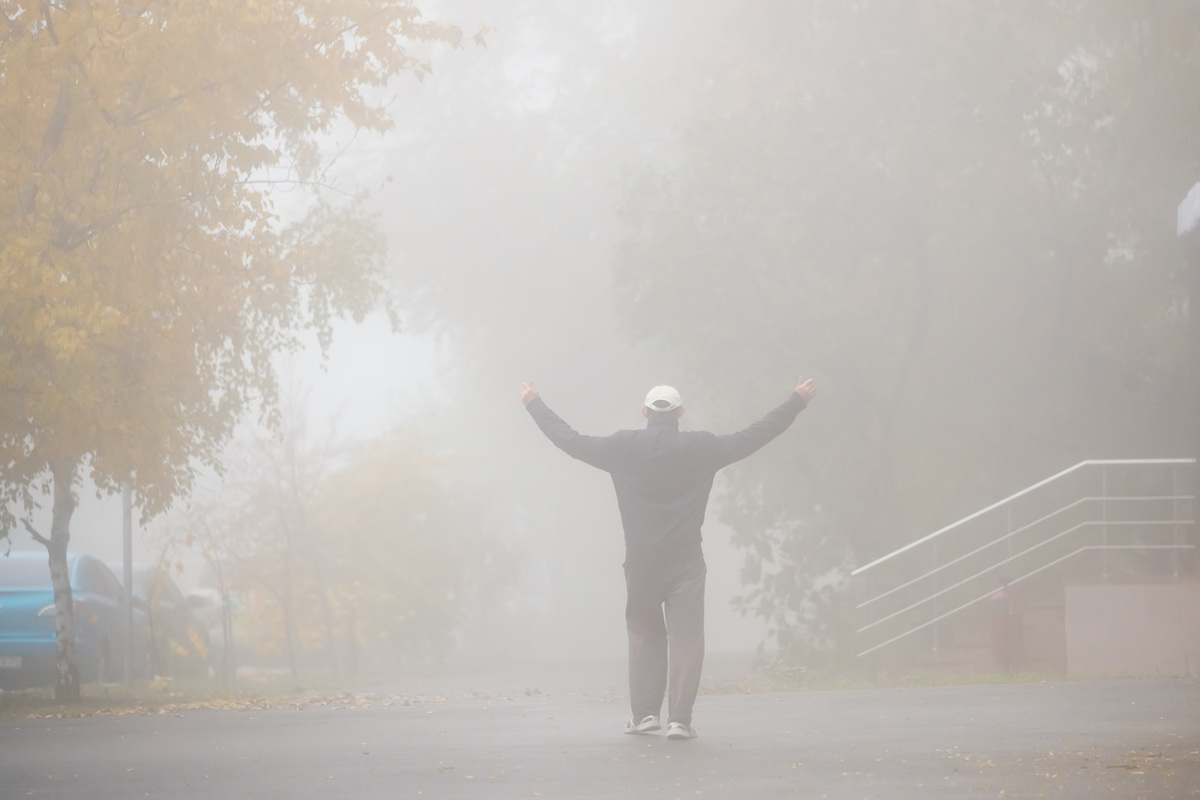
[0,551,150,689]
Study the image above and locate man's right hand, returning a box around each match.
[521,382,540,406]
[794,377,816,402]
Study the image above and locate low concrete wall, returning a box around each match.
[1064,583,1200,678]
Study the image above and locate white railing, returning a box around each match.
[851,459,1196,659]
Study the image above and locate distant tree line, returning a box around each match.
[612,1,1200,664]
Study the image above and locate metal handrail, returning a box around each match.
[857,494,1195,610]
[856,543,1196,657]
[853,458,1196,659]
[856,519,1187,634]
[850,458,1196,577]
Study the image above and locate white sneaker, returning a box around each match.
[623,715,661,734]
[666,721,696,740]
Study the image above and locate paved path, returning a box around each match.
[1,678,1197,799]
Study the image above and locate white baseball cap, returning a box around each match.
[644,385,682,412]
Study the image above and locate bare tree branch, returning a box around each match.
[21,518,50,546]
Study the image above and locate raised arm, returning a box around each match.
[710,377,815,468]
[522,383,620,471]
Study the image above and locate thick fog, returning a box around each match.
[7,0,1196,682]
[314,0,782,664]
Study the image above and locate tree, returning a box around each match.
[159,417,515,678]
[306,428,516,672]
[199,390,345,679]
[0,1,466,701]
[147,497,239,684]
[613,1,1200,665]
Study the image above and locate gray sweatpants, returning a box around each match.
[624,555,706,726]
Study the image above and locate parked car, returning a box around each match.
[109,562,211,679]
[0,551,151,689]
[186,586,232,680]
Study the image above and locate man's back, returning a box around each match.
[524,391,807,556]
[602,422,725,555]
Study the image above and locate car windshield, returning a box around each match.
[0,556,53,589]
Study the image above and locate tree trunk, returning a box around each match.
[281,544,299,680]
[47,459,81,703]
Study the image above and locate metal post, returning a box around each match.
[1101,467,1109,580]
[1177,184,1200,575]
[1173,467,1181,579]
[122,484,133,683]
[1006,505,1014,558]
[1193,243,1200,575]
[214,559,235,688]
[930,541,939,654]
[222,591,235,686]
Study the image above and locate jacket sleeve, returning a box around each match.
[710,392,807,469]
[525,397,620,471]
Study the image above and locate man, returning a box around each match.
[521,377,816,740]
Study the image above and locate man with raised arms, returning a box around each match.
[521,377,816,740]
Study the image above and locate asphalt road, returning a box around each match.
[1,677,1197,799]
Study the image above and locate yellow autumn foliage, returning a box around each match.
[0,1,460,513]
[227,427,516,673]
[0,0,465,700]
[0,1,460,518]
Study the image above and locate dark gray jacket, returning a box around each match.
[525,393,807,559]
